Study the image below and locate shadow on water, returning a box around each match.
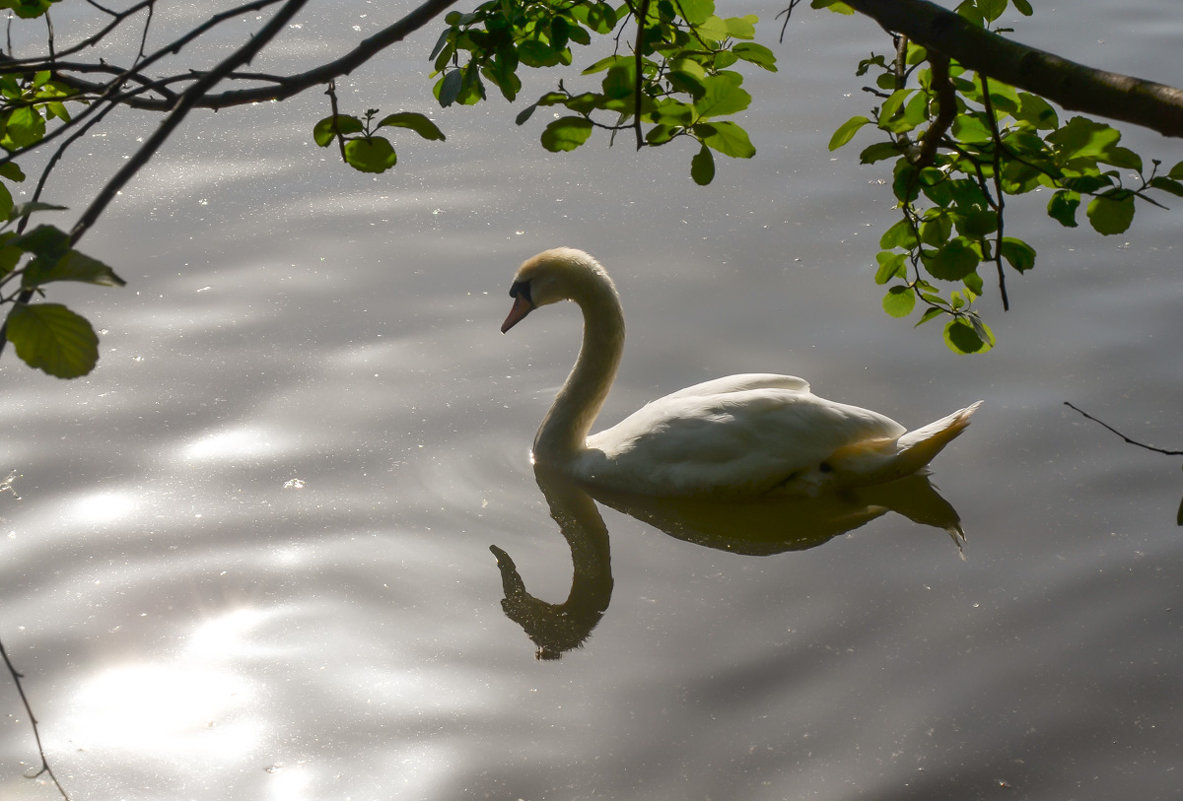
[490,464,967,660]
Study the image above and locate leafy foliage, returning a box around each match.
[313,105,445,174]
[0,0,1179,374]
[0,204,123,378]
[827,0,1183,353]
[428,0,773,181]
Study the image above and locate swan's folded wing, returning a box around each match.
[584,388,906,496]
[658,373,810,401]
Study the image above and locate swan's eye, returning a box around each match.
[509,280,533,305]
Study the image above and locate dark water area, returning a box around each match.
[2,2,1182,799]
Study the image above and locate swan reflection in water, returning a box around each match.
[491,464,967,660]
[493,247,981,658]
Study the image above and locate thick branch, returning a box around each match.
[26,0,461,112]
[842,0,1183,138]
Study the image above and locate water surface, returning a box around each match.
[2,2,1182,799]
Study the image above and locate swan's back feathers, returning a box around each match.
[660,373,811,400]
[582,378,922,496]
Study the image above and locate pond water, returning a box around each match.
[2,2,1182,799]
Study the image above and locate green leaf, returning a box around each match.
[877,89,911,130]
[22,249,125,289]
[6,302,99,378]
[1047,189,1081,227]
[943,318,990,354]
[1012,0,1034,15]
[919,213,953,247]
[0,181,11,220]
[1086,192,1135,235]
[1148,176,1183,198]
[678,0,715,25]
[921,237,980,281]
[999,237,1036,272]
[879,218,918,250]
[7,201,65,222]
[874,250,907,284]
[376,112,446,141]
[723,14,758,39]
[0,161,25,182]
[0,0,57,19]
[731,42,777,72]
[343,137,398,173]
[1168,160,1183,180]
[1048,116,1123,164]
[1014,92,1058,129]
[517,39,561,68]
[515,103,540,126]
[700,121,755,158]
[4,106,45,148]
[954,206,998,238]
[977,0,1006,23]
[582,54,631,75]
[829,115,869,151]
[882,285,915,318]
[950,113,993,144]
[859,141,901,164]
[916,307,945,327]
[690,144,715,185]
[693,72,751,119]
[13,223,69,261]
[810,0,854,14]
[312,115,363,147]
[540,116,593,152]
[436,70,464,107]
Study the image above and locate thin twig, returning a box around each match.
[1064,402,1183,456]
[69,0,311,245]
[0,637,70,801]
[775,0,805,43]
[325,80,348,164]
[978,72,1010,311]
[632,0,649,150]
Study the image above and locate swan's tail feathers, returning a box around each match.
[892,400,983,478]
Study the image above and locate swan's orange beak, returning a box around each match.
[501,294,533,333]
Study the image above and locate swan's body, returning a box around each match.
[502,247,981,497]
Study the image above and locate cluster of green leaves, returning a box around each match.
[312,107,446,173]
[429,0,776,184]
[0,63,122,377]
[826,0,1183,353]
[0,200,125,378]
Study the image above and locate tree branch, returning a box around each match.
[67,0,312,244]
[12,0,462,113]
[1064,402,1183,456]
[842,0,1183,138]
[0,636,69,801]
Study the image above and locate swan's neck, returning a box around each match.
[533,280,624,463]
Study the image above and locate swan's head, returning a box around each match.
[501,247,617,333]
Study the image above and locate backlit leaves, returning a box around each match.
[827,0,1177,353]
[313,109,445,174]
[431,0,772,183]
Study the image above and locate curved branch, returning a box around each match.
[68,0,311,244]
[22,0,461,112]
[842,0,1183,138]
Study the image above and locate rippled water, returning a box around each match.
[2,2,1182,799]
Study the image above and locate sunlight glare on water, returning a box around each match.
[180,425,296,463]
[68,608,272,763]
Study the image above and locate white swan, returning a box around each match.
[502,247,982,497]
